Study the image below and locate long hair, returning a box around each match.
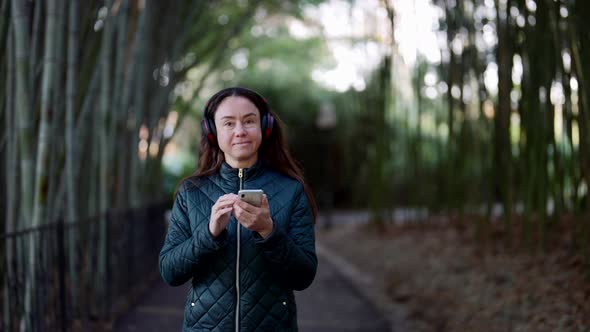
[187,87,318,221]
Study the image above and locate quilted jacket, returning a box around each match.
[159,160,317,331]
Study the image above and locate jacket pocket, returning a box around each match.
[183,288,197,328]
[278,293,297,330]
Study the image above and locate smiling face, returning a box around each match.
[214,96,263,168]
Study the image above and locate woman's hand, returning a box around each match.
[209,194,238,238]
[233,194,273,238]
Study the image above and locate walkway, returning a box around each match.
[113,249,391,332]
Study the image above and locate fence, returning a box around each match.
[0,202,169,332]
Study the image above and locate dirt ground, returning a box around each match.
[317,219,590,332]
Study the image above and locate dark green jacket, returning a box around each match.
[159,161,317,331]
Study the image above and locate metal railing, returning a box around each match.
[0,202,169,332]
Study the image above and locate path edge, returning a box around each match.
[316,242,409,332]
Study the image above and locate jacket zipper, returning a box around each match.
[235,168,243,332]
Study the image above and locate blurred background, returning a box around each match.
[1,0,590,331]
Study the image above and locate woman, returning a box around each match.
[159,87,318,331]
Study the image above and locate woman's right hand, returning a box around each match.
[209,194,238,238]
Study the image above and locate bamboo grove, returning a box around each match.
[0,0,318,330]
[319,0,590,263]
[347,0,590,254]
[431,0,590,253]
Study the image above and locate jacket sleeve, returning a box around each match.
[159,187,227,286]
[253,183,317,291]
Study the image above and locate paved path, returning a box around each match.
[113,253,390,332]
[295,254,390,332]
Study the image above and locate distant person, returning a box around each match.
[159,87,318,331]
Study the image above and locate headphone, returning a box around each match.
[201,87,274,145]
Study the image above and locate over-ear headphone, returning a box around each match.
[201,87,274,145]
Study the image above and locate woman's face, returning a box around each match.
[214,96,262,168]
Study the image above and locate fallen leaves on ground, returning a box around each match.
[317,220,590,332]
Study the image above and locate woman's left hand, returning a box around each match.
[233,194,273,238]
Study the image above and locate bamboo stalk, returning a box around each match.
[10,7,33,327]
[97,0,114,316]
[11,0,33,230]
[65,0,80,316]
[445,1,457,215]
[110,0,129,208]
[130,0,149,207]
[567,6,590,268]
[495,0,514,240]
[0,0,10,68]
[21,0,59,330]
[32,0,58,236]
[116,60,134,207]
[48,0,66,223]
[29,1,42,108]
[3,21,15,332]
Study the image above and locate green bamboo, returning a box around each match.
[570,8,590,214]
[97,0,113,315]
[116,60,134,207]
[520,44,534,249]
[444,1,457,215]
[545,0,566,220]
[11,2,34,326]
[65,0,80,315]
[457,43,468,222]
[48,0,66,223]
[75,65,100,148]
[73,66,100,229]
[559,25,579,248]
[32,0,58,236]
[3,22,15,332]
[86,109,100,318]
[110,0,129,208]
[21,0,59,330]
[537,0,553,251]
[130,0,149,207]
[368,55,390,228]
[11,0,33,230]
[520,0,553,250]
[29,1,42,106]
[569,10,590,269]
[495,0,513,240]
[0,0,10,69]
[412,61,424,206]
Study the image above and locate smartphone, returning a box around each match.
[238,189,264,207]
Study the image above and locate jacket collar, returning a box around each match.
[219,159,265,184]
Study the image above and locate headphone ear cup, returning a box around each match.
[208,117,217,138]
[201,118,216,144]
[262,113,274,140]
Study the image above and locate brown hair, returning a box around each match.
[186,87,318,221]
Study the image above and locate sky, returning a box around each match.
[297,0,442,92]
